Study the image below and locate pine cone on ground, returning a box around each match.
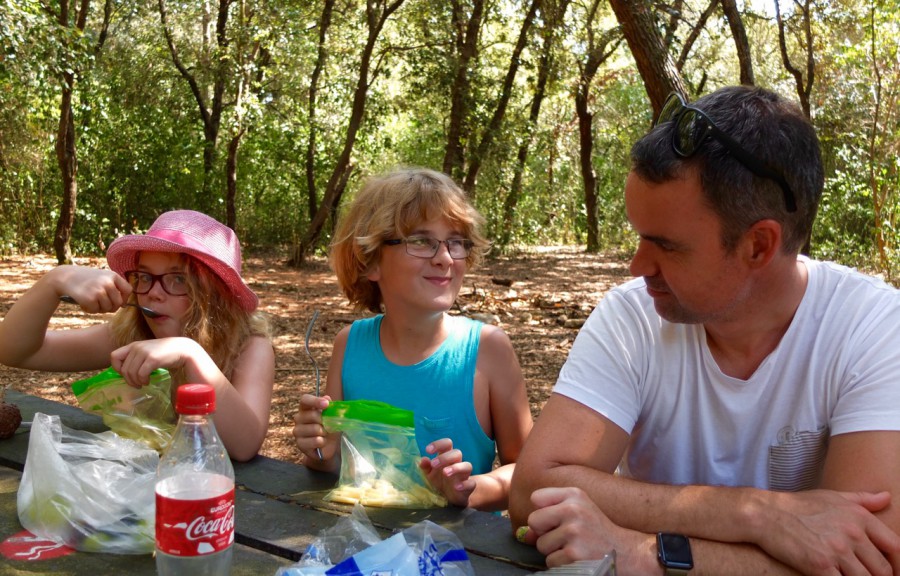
[0,388,22,439]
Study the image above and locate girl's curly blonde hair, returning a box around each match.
[330,168,489,313]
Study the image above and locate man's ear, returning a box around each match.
[744,219,782,269]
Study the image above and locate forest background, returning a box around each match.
[1,0,898,282]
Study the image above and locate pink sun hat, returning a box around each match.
[106,210,259,311]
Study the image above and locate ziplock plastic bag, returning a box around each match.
[72,366,175,451]
[276,503,474,576]
[322,400,447,508]
[17,412,157,554]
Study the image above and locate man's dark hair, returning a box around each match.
[630,86,824,254]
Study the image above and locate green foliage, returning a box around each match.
[0,0,897,286]
[809,2,900,282]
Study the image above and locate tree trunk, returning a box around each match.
[225,131,245,230]
[865,6,894,281]
[721,0,754,85]
[662,0,683,47]
[500,0,570,247]
[775,0,815,254]
[574,0,622,252]
[50,0,112,263]
[159,0,229,208]
[608,0,686,116]
[775,0,814,118]
[54,88,77,265]
[442,0,484,182]
[577,95,599,253]
[290,0,406,267]
[675,0,718,74]
[305,0,336,220]
[462,0,540,196]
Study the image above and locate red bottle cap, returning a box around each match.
[175,383,216,415]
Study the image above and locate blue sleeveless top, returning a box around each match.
[341,314,496,475]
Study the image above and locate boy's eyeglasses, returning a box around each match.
[656,92,797,213]
[125,271,189,296]
[384,236,474,260]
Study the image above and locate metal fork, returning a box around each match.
[60,294,161,318]
[304,310,323,460]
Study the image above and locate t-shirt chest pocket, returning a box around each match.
[768,426,829,491]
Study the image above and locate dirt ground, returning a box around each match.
[0,248,630,464]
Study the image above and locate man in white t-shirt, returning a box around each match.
[509,86,900,575]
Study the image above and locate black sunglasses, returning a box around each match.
[656,92,797,213]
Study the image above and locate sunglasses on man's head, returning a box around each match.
[655,92,797,213]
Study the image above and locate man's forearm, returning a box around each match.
[512,464,805,574]
[513,462,758,542]
[688,538,800,576]
[513,462,900,574]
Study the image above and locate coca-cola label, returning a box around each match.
[156,488,235,556]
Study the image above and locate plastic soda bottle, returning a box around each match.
[155,383,235,575]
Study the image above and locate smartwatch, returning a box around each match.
[657,532,693,575]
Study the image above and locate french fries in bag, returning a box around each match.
[322,400,447,509]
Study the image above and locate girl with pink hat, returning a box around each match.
[0,210,274,461]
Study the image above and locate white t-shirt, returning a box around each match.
[554,258,900,491]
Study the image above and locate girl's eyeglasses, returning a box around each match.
[384,236,473,260]
[125,271,189,296]
[656,92,797,213]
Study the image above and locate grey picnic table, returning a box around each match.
[0,390,544,575]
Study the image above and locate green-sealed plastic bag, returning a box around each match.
[71,367,176,451]
[322,400,447,508]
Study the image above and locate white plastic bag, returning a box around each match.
[17,412,158,554]
[276,504,475,576]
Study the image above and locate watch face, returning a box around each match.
[658,533,693,568]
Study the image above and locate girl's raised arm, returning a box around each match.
[0,265,128,371]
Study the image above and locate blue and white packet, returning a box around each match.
[275,504,473,576]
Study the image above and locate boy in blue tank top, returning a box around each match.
[292,167,532,511]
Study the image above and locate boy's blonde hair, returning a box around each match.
[331,168,489,313]
[109,255,271,379]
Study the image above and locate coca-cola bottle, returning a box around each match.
[156,383,235,576]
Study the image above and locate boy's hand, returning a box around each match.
[292,394,335,463]
[420,438,476,507]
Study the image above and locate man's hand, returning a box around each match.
[751,489,900,575]
[519,487,657,573]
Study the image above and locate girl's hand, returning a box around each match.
[292,394,338,464]
[52,266,133,314]
[420,438,476,507]
[110,337,199,387]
